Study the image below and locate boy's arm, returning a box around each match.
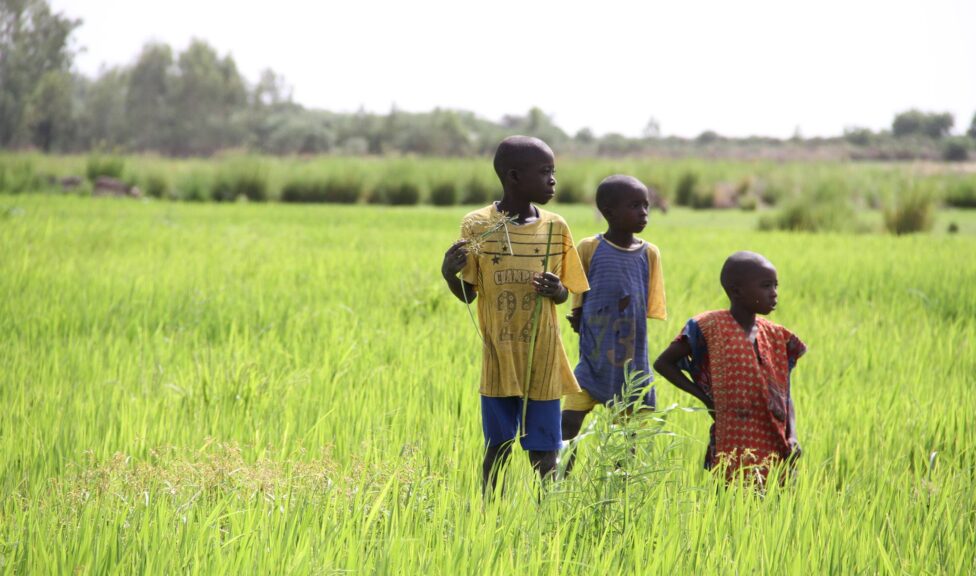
[567,306,582,333]
[442,240,477,303]
[653,340,714,414]
[787,396,801,458]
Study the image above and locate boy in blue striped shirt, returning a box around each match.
[562,175,667,469]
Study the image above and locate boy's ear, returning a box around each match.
[506,168,519,184]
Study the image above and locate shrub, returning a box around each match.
[884,186,935,235]
[944,178,976,208]
[429,182,457,206]
[758,184,858,233]
[737,194,759,211]
[280,180,327,203]
[175,172,211,202]
[942,137,970,162]
[142,172,169,199]
[370,180,421,206]
[322,177,362,204]
[85,155,125,182]
[211,162,268,202]
[461,176,493,205]
[674,172,699,207]
[555,178,584,203]
[0,158,43,193]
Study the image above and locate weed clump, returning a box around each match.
[884,185,935,235]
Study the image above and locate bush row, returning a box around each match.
[3,155,976,218]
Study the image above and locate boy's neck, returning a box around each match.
[728,303,756,334]
[496,196,538,224]
[603,228,638,248]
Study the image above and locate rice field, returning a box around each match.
[1,194,974,574]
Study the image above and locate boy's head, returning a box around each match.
[493,136,556,204]
[720,251,778,314]
[595,175,650,234]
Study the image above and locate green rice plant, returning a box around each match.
[884,183,936,235]
[0,197,974,574]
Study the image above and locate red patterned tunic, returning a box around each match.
[675,310,806,480]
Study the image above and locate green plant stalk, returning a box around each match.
[521,221,554,438]
[459,214,519,342]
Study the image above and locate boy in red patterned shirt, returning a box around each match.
[653,251,806,483]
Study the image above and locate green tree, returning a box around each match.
[126,42,175,152]
[170,40,247,155]
[25,69,73,150]
[0,0,80,147]
[75,67,128,149]
[968,112,976,140]
[892,109,954,139]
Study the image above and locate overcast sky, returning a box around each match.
[51,0,976,139]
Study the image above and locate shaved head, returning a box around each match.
[493,136,554,180]
[720,251,775,296]
[595,174,648,214]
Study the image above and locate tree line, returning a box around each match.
[2,0,975,159]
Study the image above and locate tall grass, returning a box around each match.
[0,197,973,573]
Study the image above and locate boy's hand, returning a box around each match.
[442,240,469,278]
[566,307,582,333]
[533,272,566,300]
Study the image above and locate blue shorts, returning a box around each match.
[481,396,562,452]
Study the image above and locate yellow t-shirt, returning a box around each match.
[460,204,589,400]
[571,235,667,320]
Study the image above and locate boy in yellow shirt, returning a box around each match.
[441,136,589,495]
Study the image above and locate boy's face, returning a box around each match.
[605,186,650,233]
[736,263,779,315]
[512,148,556,204]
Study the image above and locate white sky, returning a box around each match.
[51,0,976,139]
